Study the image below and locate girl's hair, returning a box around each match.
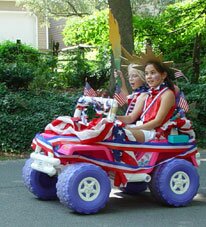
[145,61,175,90]
[128,64,145,82]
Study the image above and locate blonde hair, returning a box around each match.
[128,64,145,82]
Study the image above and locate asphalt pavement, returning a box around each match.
[1,149,206,227]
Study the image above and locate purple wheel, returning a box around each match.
[149,159,199,206]
[148,165,165,203]
[22,158,57,200]
[56,163,111,214]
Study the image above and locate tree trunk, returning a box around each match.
[192,33,201,83]
[108,0,134,94]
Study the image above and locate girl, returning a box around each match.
[117,61,176,143]
[114,64,148,115]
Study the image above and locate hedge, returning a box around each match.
[0,86,81,153]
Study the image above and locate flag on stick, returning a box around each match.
[84,82,97,97]
[178,91,189,113]
[113,84,127,106]
[174,70,189,82]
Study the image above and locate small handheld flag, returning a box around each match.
[113,84,127,106]
[177,91,189,113]
[174,70,189,82]
[84,82,97,97]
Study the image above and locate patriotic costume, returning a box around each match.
[126,85,148,115]
[142,85,175,124]
[130,84,176,142]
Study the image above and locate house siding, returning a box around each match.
[0,0,48,50]
[0,1,21,11]
[49,18,66,50]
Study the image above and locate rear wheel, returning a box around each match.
[149,159,199,206]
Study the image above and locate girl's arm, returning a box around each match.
[117,93,147,124]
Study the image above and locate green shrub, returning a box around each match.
[0,41,59,91]
[0,62,35,90]
[180,83,206,147]
[0,89,81,153]
[0,41,39,90]
[0,40,39,63]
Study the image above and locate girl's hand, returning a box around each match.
[114,70,123,79]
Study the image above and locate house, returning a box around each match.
[0,0,66,50]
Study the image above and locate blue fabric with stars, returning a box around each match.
[111,125,126,161]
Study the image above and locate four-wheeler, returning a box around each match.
[22,96,200,214]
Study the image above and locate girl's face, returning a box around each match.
[145,64,166,88]
[128,69,144,90]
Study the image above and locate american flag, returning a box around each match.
[178,91,189,113]
[113,84,127,106]
[175,70,184,79]
[175,70,189,82]
[84,82,97,97]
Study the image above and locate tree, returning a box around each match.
[108,0,133,53]
[16,0,107,23]
[17,0,135,93]
[107,0,133,93]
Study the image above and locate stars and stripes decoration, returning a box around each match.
[31,132,197,182]
[175,70,184,78]
[84,82,97,97]
[31,112,197,186]
[178,91,189,113]
[174,70,189,82]
[126,94,138,115]
[113,84,127,106]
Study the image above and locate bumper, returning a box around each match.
[30,152,61,176]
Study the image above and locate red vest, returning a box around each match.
[142,88,176,129]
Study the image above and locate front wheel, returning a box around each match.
[149,159,199,207]
[56,163,111,214]
[22,158,57,200]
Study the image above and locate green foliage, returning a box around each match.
[133,0,206,83]
[63,10,109,47]
[180,83,206,147]
[0,41,39,90]
[0,40,39,63]
[58,50,92,88]
[29,54,58,90]
[55,49,110,89]
[0,41,60,91]
[62,10,111,89]
[0,88,80,153]
[0,62,35,90]
[16,0,104,24]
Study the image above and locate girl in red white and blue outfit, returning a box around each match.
[117,60,177,143]
[114,64,148,116]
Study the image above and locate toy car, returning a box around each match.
[22,96,200,214]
